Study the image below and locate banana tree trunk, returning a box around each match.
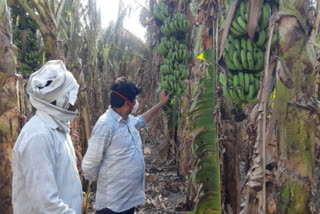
[42,32,62,60]
[18,0,63,60]
[272,1,316,212]
[0,0,25,213]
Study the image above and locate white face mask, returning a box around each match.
[132,100,139,114]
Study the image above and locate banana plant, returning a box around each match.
[189,49,221,214]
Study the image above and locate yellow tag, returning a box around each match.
[197,53,205,61]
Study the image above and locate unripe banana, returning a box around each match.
[234,39,241,52]
[237,16,247,32]
[239,1,247,21]
[233,74,239,88]
[248,84,256,99]
[262,3,271,28]
[229,88,241,102]
[219,72,227,86]
[233,50,243,70]
[255,50,264,71]
[249,73,255,84]
[230,26,243,37]
[246,39,253,53]
[240,49,248,70]
[238,71,245,89]
[232,20,246,34]
[241,38,247,52]
[223,85,232,99]
[224,53,237,70]
[256,29,266,48]
[237,87,245,101]
[244,73,250,93]
[247,51,254,71]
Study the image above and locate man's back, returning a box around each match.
[12,111,82,214]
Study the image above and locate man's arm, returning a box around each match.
[142,89,169,123]
[20,135,76,214]
[82,122,111,181]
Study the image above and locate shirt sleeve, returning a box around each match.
[20,134,76,214]
[135,115,148,129]
[82,121,112,181]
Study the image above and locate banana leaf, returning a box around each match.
[188,49,221,214]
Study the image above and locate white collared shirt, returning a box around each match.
[82,107,147,212]
[12,111,83,214]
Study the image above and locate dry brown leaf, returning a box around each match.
[218,0,238,60]
[247,0,263,40]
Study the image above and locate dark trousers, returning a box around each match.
[96,207,135,214]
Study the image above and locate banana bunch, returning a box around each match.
[154,2,169,21]
[160,73,186,96]
[160,14,189,36]
[220,71,260,104]
[155,3,190,97]
[158,37,190,61]
[224,36,264,72]
[229,1,248,37]
[229,1,271,38]
[168,46,190,62]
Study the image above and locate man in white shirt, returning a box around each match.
[12,60,83,214]
[82,78,169,214]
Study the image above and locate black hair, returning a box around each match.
[110,77,141,108]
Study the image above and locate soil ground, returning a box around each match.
[87,127,188,214]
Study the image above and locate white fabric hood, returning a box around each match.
[27,60,79,132]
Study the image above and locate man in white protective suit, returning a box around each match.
[12,60,83,214]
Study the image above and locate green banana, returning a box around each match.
[240,49,248,70]
[238,71,245,89]
[169,22,176,33]
[247,84,256,99]
[233,73,239,88]
[219,73,227,86]
[223,85,232,99]
[255,50,264,71]
[229,88,241,102]
[232,20,246,34]
[256,29,266,48]
[253,47,259,63]
[247,51,254,71]
[246,39,253,53]
[262,3,271,28]
[239,1,247,21]
[226,40,235,60]
[227,69,233,79]
[241,38,247,52]
[183,20,189,32]
[233,50,243,70]
[244,72,250,93]
[237,16,247,32]
[224,52,237,70]
[249,73,255,84]
[234,39,241,52]
[237,87,245,101]
[230,26,243,37]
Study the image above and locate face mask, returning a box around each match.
[132,100,139,114]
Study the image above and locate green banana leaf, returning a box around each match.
[188,49,221,214]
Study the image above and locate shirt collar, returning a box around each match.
[36,110,59,129]
[108,106,125,123]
